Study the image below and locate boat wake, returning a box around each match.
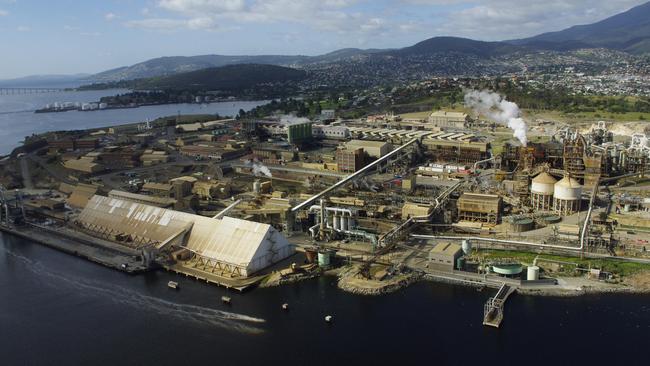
[3,248,266,334]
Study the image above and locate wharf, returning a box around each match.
[483,283,516,328]
[163,263,263,291]
[0,223,148,273]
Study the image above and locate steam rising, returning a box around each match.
[464,90,528,146]
[280,115,311,125]
[247,159,273,178]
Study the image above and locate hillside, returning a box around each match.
[512,1,650,53]
[89,55,311,82]
[125,64,307,92]
[391,37,524,57]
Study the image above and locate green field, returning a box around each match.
[475,249,650,277]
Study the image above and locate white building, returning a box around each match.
[76,195,294,277]
[428,111,469,129]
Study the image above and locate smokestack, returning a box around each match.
[464,90,528,146]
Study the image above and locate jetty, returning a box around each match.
[483,283,515,328]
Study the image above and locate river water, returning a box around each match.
[0,89,266,154]
[1,234,649,366]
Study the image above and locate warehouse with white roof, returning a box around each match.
[76,195,294,277]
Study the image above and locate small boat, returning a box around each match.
[221,296,232,304]
[325,315,333,323]
[282,303,289,310]
[167,281,179,289]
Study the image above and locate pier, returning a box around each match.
[483,283,515,328]
[0,87,67,95]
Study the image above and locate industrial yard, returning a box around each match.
[3,94,650,329]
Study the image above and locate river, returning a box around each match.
[1,234,648,365]
[0,88,267,154]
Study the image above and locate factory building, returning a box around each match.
[76,195,294,277]
[422,134,489,164]
[286,122,313,144]
[402,202,432,219]
[312,125,350,140]
[553,176,582,216]
[428,242,462,271]
[345,140,392,158]
[457,193,502,226]
[336,148,365,173]
[530,172,557,211]
[428,111,469,129]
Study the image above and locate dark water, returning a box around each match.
[1,233,649,366]
[0,89,267,154]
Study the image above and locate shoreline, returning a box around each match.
[1,226,649,297]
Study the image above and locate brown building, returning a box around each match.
[457,193,502,226]
[428,242,462,271]
[336,148,365,173]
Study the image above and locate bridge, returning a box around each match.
[0,87,68,95]
[483,283,515,328]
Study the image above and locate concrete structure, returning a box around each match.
[63,157,103,174]
[530,172,557,211]
[76,195,294,277]
[553,176,582,216]
[457,193,502,226]
[422,134,488,164]
[346,140,391,158]
[428,111,469,129]
[428,242,462,271]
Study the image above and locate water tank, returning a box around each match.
[531,172,556,195]
[554,176,582,200]
[511,218,535,232]
[253,180,261,194]
[527,266,540,281]
[317,251,331,267]
[461,240,472,255]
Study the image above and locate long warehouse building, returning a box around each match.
[76,195,294,277]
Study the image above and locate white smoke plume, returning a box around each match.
[280,115,311,125]
[247,159,273,178]
[464,90,528,146]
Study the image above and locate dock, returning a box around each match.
[483,283,515,328]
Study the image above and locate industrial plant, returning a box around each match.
[3,91,650,328]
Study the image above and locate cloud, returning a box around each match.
[105,12,117,21]
[400,0,649,40]
[16,25,30,32]
[125,0,384,35]
[0,9,7,16]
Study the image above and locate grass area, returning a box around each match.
[526,109,649,123]
[474,249,650,277]
[400,111,431,119]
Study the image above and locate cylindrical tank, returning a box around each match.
[253,180,261,194]
[531,172,557,195]
[333,214,340,230]
[554,176,582,200]
[542,215,562,224]
[456,257,466,271]
[305,248,318,264]
[340,215,348,231]
[527,266,540,281]
[318,251,331,267]
[461,240,472,255]
[511,218,535,232]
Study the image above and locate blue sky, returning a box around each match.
[0,0,646,79]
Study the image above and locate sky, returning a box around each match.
[0,0,647,79]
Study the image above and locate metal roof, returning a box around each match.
[77,195,292,272]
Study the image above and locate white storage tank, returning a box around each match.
[531,172,557,211]
[461,240,472,255]
[527,266,540,281]
[553,176,582,215]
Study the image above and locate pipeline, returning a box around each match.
[410,234,584,252]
